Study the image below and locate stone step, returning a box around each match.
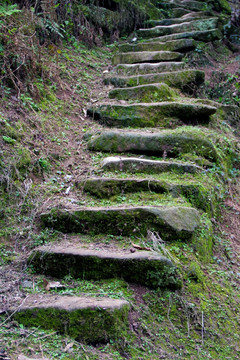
[143,29,221,43]
[87,130,218,162]
[80,177,209,211]
[29,247,182,289]
[137,18,218,39]
[87,102,216,128]
[115,61,186,75]
[101,156,202,174]
[145,12,212,27]
[159,0,208,12]
[172,7,192,17]
[109,83,179,102]
[118,39,196,53]
[104,69,205,91]
[112,51,183,65]
[40,206,200,240]
[12,294,130,343]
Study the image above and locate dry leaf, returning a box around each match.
[132,243,151,251]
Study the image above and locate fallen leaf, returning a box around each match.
[132,243,151,251]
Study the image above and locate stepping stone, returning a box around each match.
[101,156,201,174]
[40,206,200,240]
[87,130,218,161]
[79,177,210,211]
[109,83,178,102]
[104,69,205,91]
[143,29,222,43]
[29,247,182,289]
[112,51,183,65]
[12,294,130,343]
[115,61,186,75]
[118,39,196,53]
[87,102,216,128]
[137,18,218,39]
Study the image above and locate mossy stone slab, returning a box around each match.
[118,39,196,53]
[145,12,212,26]
[29,248,182,289]
[80,177,210,211]
[87,131,218,161]
[112,51,183,65]
[159,0,209,11]
[104,70,205,91]
[137,18,218,39]
[109,83,178,102]
[13,295,129,343]
[101,156,201,174]
[87,102,216,128]
[40,206,200,240]
[144,29,222,43]
[115,61,185,76]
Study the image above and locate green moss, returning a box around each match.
[14,304,129,343]
[192,214,213,262]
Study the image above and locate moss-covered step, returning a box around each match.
[159,0,211,12]
[87,130,218,162]
[115,61,186,75]
[137,18,218,39]
[109,83,179,102]
[12,294,129,343]
[29,247,182,289]
[112,51,183,65]
[101,156,202,174]
[143,29,222,43]
[87,102,216,128]
[118,39,196,53]
[163,0,231,14]
[145,12,212,26]
[40,206,200,240]
[104,70,205,91]
[79,177,210,211]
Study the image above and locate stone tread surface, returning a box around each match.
[40,205,200,240]
[142,29,221,43]
[87,130,218,161]
[118,38,196,53]
[137,18,218,38]
[112,50,183,65]
[101,156,202,174]
[12,294,130,343]
[104,69,205,89]
[115,61,186,75]
[87,102,216,128]
[29,247,181,289]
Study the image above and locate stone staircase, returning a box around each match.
[13,1,233,344]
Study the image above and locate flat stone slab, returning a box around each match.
[143,29,222,43]
[115,61,185,75]
[108,83,178,102]
[87,102,216,128]
[87,130,218,161]
[118,39,196,53]
[137,18,218,39]
[104,70,205,91]
[29,248,182,289]
[145,12,211,26]
[160,0,209,12]
[101,156,201,174]
[112,51,183,65]
[40,206,200,240]
[80,177,209,211]
[12,294,129,343]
